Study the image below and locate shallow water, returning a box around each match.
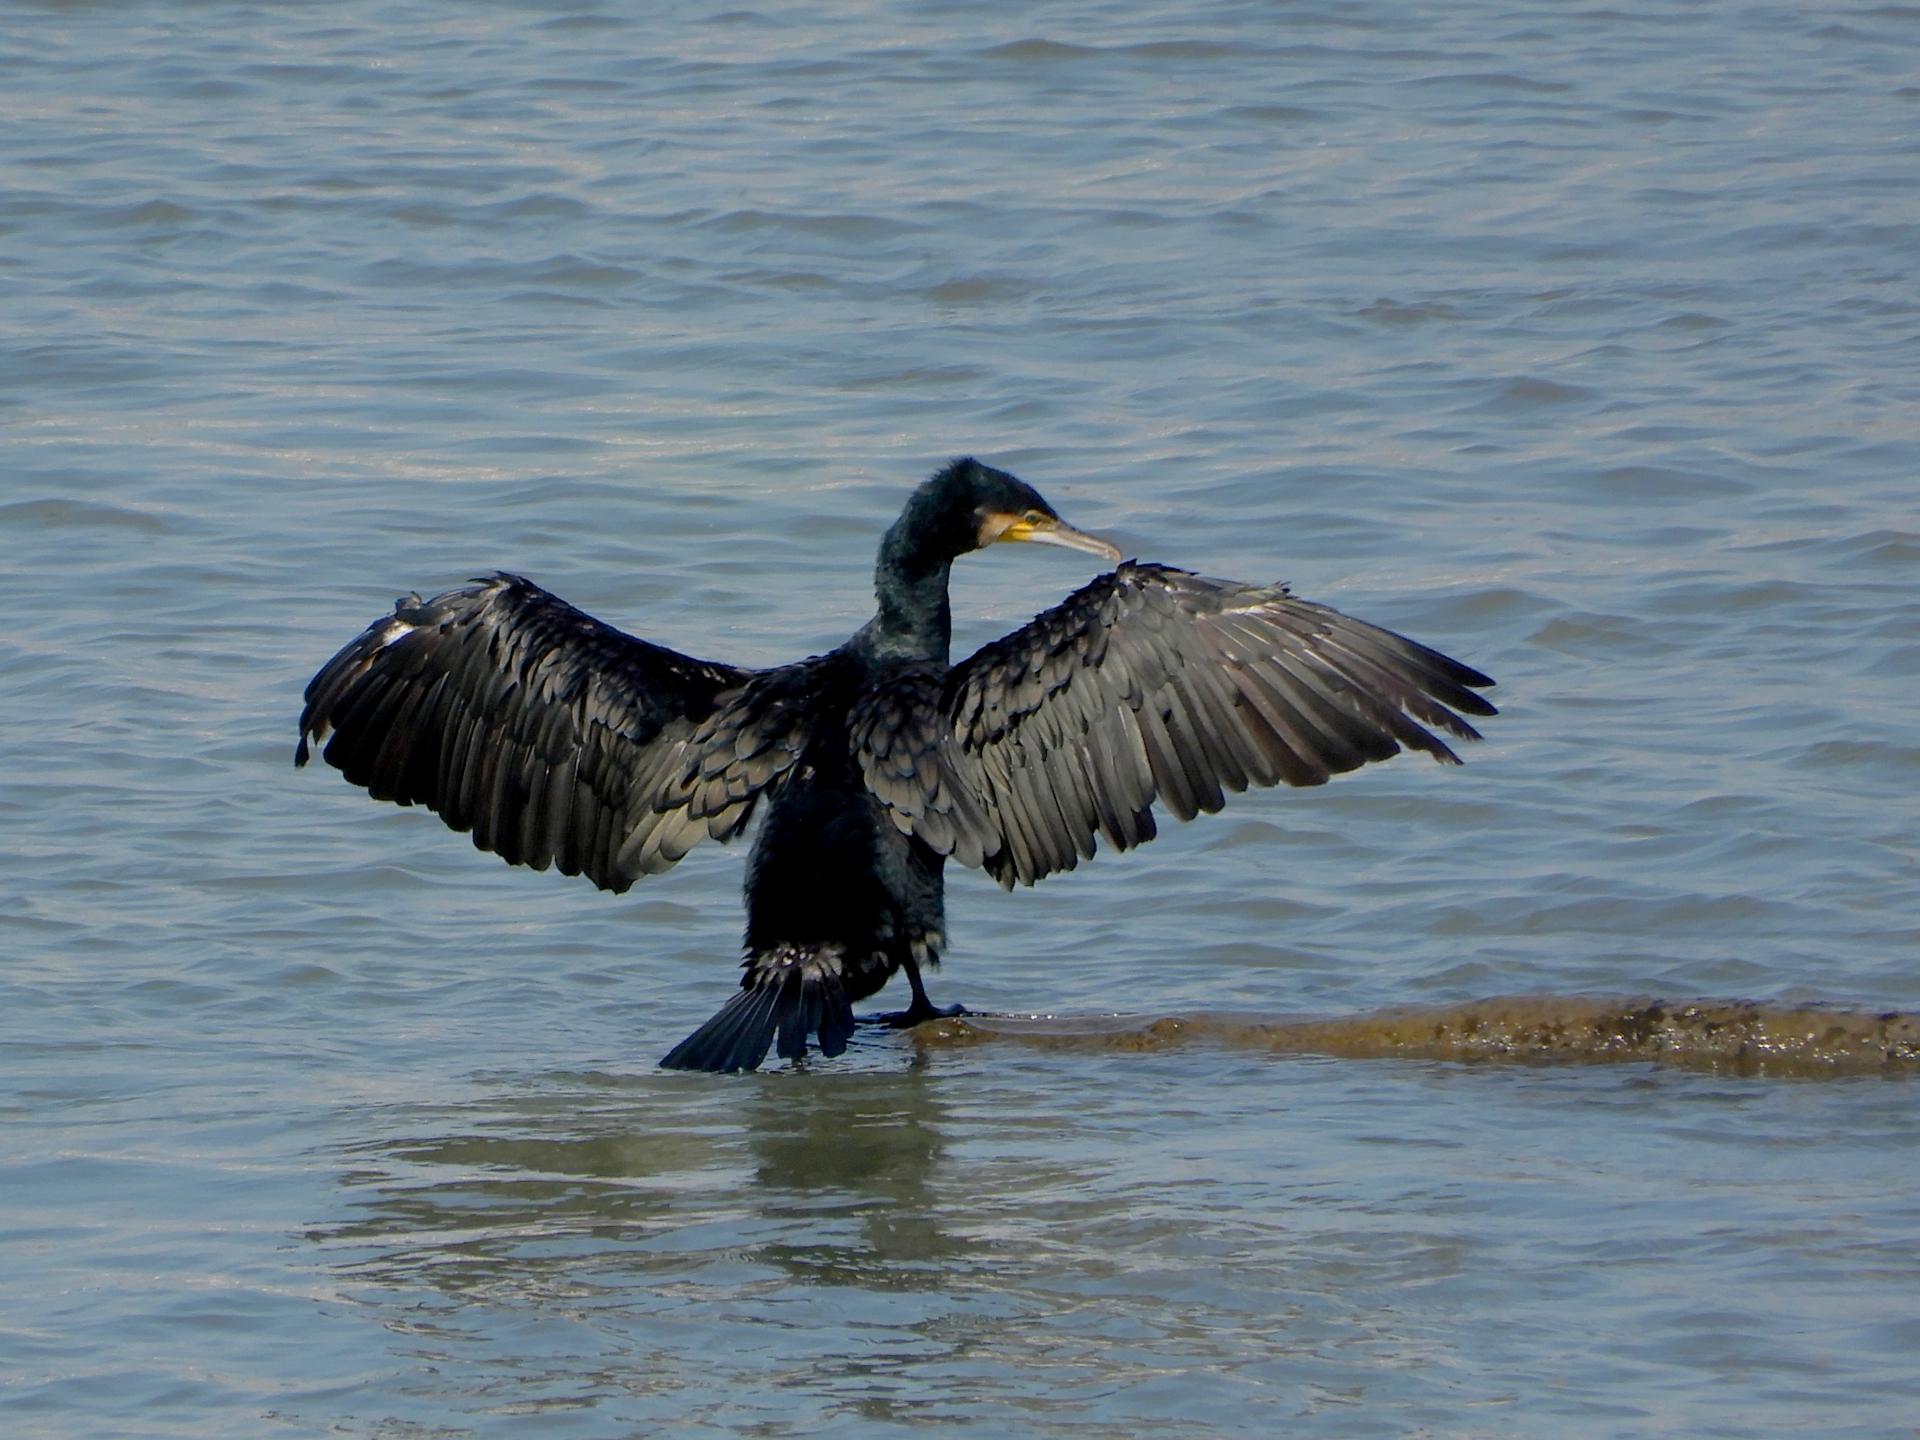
[4,2,1919,1435]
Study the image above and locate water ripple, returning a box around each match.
[5,1,1919,1436]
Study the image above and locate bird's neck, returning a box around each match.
[864,522,955,663]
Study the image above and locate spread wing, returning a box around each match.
[297,574,815,892]
[861,562,1497,888]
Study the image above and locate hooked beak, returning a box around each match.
[999,515,1123,563]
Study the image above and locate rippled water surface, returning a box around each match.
[4,2,1918,1435]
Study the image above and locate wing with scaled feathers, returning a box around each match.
[296,573,816,892]
[862,561,1498,888]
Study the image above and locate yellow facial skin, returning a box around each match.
[977,509,1123,562]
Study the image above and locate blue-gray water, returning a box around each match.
[4,2,1918,1435]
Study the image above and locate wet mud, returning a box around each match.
[916,997,1920,1077]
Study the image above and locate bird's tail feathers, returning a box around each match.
[659,945,856,1073]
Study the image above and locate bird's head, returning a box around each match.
[902,457,1121,568]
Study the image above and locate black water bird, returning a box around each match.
[297,459,1496,1071]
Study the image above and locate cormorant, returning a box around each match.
[297,458,1496,1072]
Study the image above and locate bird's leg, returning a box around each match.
[861,956,968,1029]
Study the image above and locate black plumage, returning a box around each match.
[297,458,1497,1071]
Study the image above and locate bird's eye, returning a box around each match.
[1022,509,1046,524]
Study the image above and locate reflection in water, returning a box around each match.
[313,1064,1038,1428]
[921,996,1920,1076]
[741,1061,982,1287]
[321,1062,965,1291]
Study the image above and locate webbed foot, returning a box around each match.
[860,1000,969,1030]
